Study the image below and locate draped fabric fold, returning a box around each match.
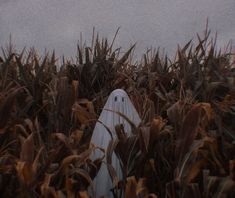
[90,89,141,197]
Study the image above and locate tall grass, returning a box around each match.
[0,29,234,197]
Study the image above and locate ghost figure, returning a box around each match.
[90,89,141,197]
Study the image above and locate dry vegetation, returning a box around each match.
[0,29,235,198]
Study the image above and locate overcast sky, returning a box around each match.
[0,0,234,60]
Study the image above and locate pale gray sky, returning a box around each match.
[0,0,234,59]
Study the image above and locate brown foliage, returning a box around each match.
[0,30,235,197]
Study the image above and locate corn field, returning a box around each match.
[0,29,235,198]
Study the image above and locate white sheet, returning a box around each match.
[90,89,141,197]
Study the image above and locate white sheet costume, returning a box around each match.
[90,89,141,197]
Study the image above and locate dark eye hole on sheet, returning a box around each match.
[122,97,124,102]
[114,96,117,102]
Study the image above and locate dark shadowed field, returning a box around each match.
[0,30,235,197]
